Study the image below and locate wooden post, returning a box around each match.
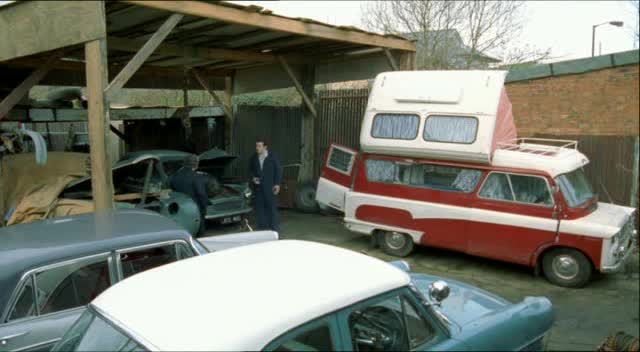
[399,51,416,70]
[192,69,233,118]
[298,64,316,183]
[85,39,114,210]
[224,75,234,151]
[277,56,317,118]
[105,13,183,98]
[383,49,399,71]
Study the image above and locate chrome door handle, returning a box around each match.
[1,331,29,345]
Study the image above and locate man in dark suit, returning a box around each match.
[169,154,209,235]
[248,138,282,232]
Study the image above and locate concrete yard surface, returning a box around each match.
[204,210,640,351]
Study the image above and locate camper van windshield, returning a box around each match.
[556,169,596,207]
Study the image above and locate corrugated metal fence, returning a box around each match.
[229,105,303,180]
[314,88,369,177]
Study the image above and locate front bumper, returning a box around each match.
[601,236,638,274]
[205,206,252,220]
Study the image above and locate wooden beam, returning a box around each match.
[3,56,232,78]
[0,1,106,62]
[122,0,416,52]
[298,64,316,183]
[277,56,317,117]
[224,75,234,150]
[384,49,399,71]
[107,36,307,65]
[105,13,184,98]
[109,123,129,144]
[0,51,65,120]
[85,39,114,210]
[191,68,233,119]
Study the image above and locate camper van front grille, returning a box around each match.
[328,147,355,175]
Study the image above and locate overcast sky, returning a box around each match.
[1,0,637,63]
[228,1,639,62]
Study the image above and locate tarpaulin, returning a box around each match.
[1,152,89,225]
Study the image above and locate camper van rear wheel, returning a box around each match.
[380,231,414,257]
[542,248,592,288]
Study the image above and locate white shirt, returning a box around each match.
[259,150,269,170]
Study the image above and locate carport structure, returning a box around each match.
[0,1,415,211]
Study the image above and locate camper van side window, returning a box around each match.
[371,113,420,140]
[409,164,482,193]
[365,159,396,183]
[423,115,478,144]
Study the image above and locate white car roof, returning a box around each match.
[492,145,589,177]
[91,240,410,351]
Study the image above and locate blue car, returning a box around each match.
[53,240,553,351]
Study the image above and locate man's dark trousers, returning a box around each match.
[249,153,282,232]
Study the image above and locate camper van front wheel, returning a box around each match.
[542,248,592,288]
[379,231,414,257]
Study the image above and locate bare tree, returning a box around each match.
[362,0,551,69]
[361,1,467,69]
[629,0,639,48]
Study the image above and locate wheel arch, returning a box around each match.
[532,244,596,274]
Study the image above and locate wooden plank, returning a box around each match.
[122,0,415,52]
[192,68,233,119]
[277,56,317,117]
[383,49,399,71]
[224,75,234,150]
[298,64,316,183]
[85,39,114,210]
[105,14,184,98]
[0,1,106,62]
[0,51,65,120]
[113,190,169,201]
[110,124,129,144]
[107,36,307,65]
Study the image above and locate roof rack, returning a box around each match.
[497,138,578,156]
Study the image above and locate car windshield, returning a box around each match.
[556,168,596,207]
[52,308,148,352]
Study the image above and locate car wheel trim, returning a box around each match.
[552,254,579,281]
[384,232,407,250]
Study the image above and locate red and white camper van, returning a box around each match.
[317,71,637,288]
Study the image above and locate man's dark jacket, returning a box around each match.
[169,167,209,214]
[248,152,282,194]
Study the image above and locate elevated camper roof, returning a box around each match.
[366,70,508,115]
[360,70,517,165]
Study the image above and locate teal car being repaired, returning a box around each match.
[61,149,252,235]
[54,240,554,351]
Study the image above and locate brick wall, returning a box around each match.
[506,64,639,136]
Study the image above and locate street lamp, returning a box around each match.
[592,21,624,57]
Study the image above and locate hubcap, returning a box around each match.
[385,232,407,250]
[552,255,579,280]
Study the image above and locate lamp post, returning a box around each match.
[592,21,624,57]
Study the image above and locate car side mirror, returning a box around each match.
[428,280,450,303]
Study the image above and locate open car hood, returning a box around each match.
[64,154,159,190]
[198,149,237,174]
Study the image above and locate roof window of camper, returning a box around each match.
[423,115,479,144]
[371,113,420,140]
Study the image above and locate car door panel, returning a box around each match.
[0,307,84,352]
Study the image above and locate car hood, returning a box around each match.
[410,273,510,328]
[559,202,637,238]
[198,149,237,173]
[410,273,553,349]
